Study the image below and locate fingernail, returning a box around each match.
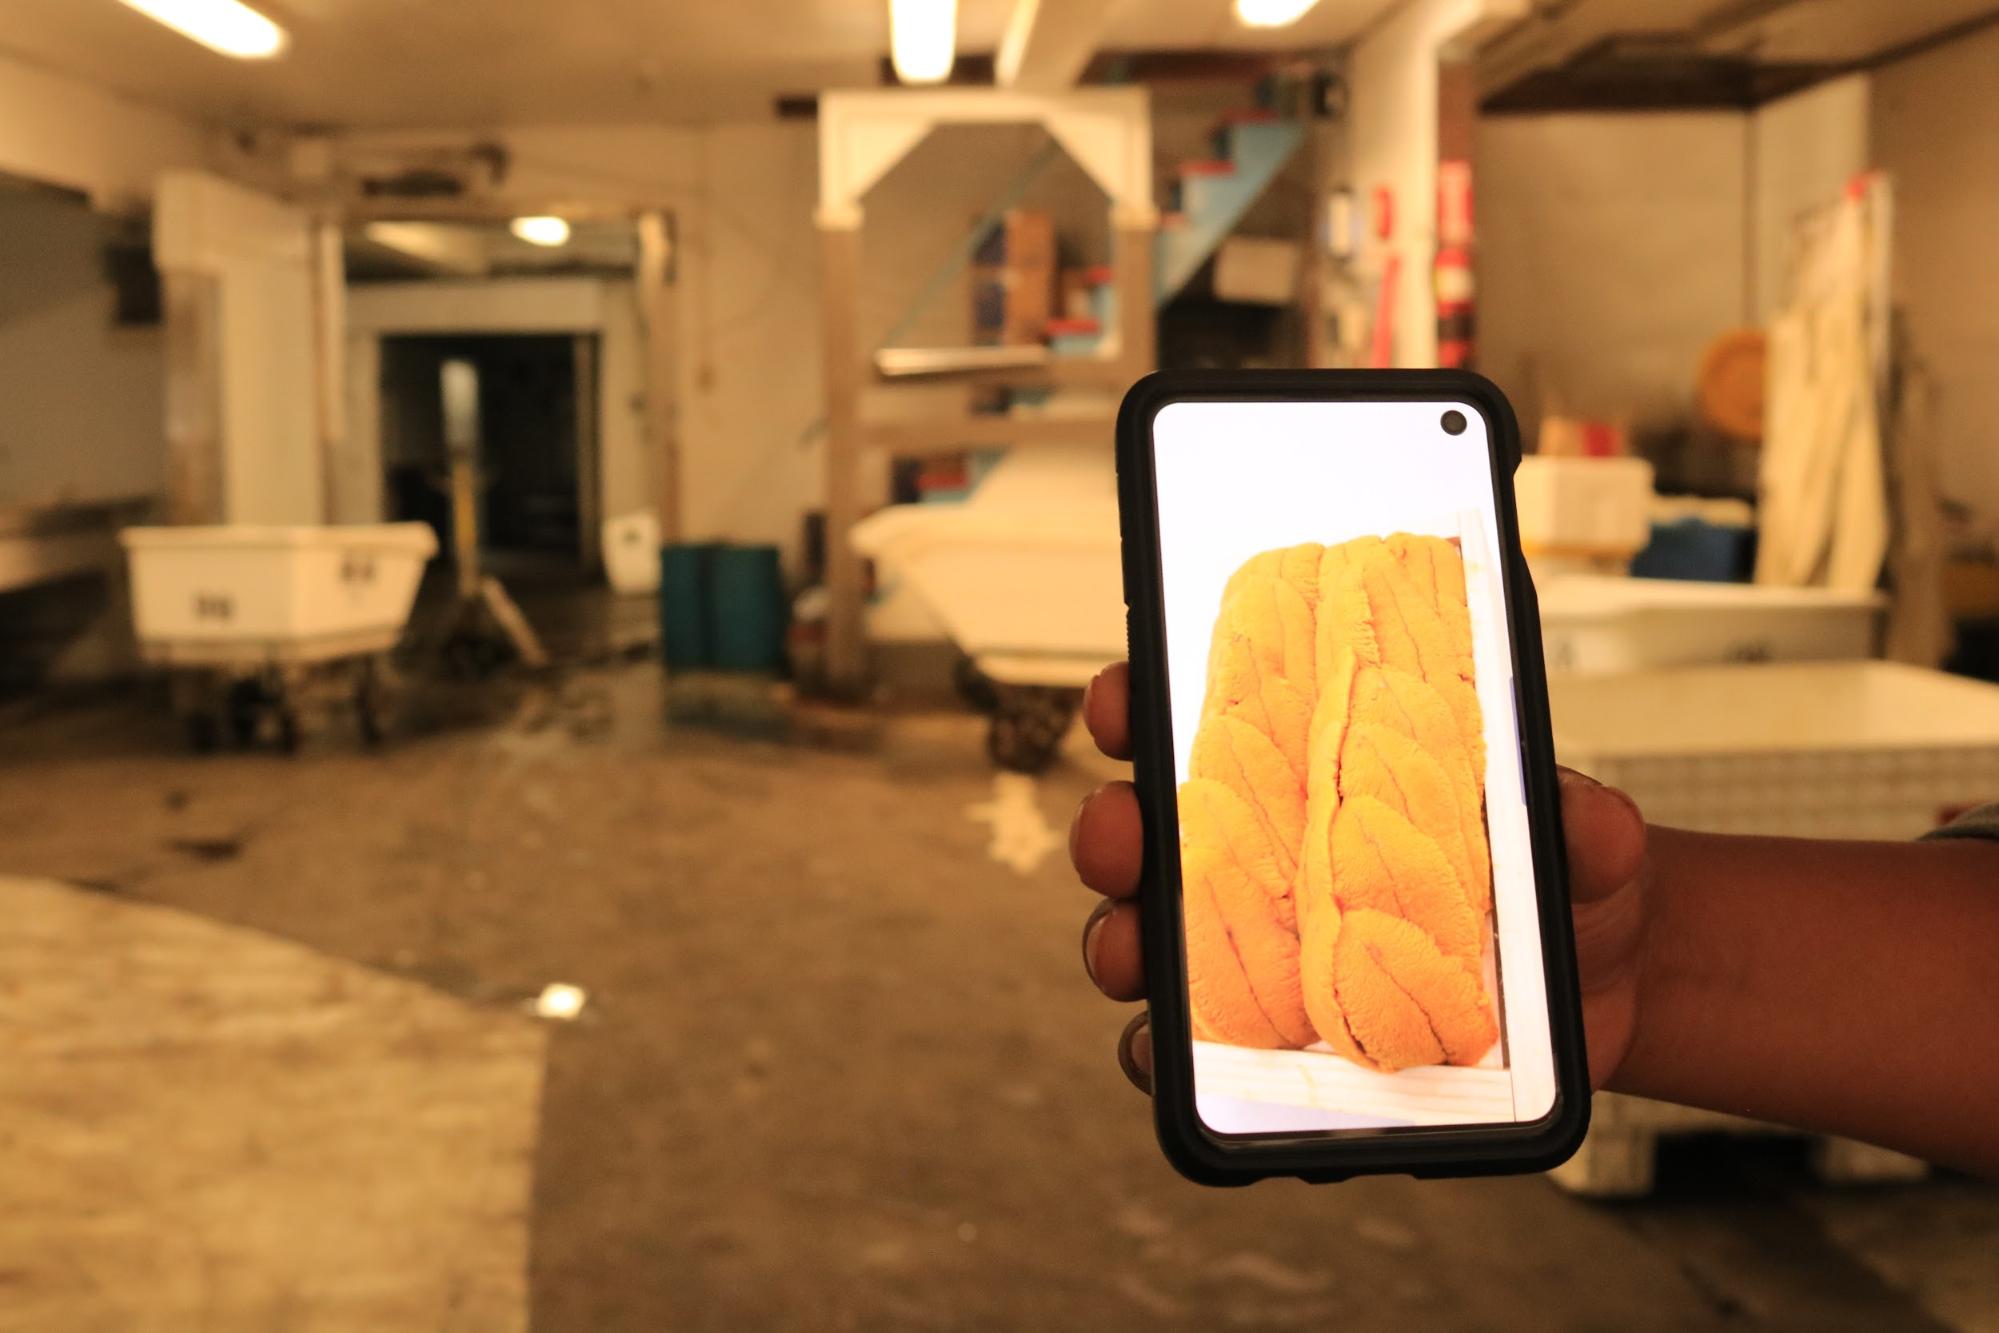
[1118,1011,1154,1095]
[1070,787,1098,867]
[1082,898,1114,984]
[1082,670,1098,720]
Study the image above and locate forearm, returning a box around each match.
[1609,826,1999,1175]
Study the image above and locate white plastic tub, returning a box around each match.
[851,450,1124,686]
[1537,575,1883,674]
[121,523,437,665]
[601,511,661,595]
[1551,661,1999,840]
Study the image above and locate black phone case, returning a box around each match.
[1114,369,1591,1186]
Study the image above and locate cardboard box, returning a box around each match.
[1212,235,1301,305]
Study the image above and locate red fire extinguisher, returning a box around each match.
[1435,159,1475,370]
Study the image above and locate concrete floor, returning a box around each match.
[3,663,1997,1331]
[0,875,543,1330]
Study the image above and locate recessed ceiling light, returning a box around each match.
[510,216,572,247]
[116,0,288,59]
[1234,0,1320,29]
[889,0,957,85]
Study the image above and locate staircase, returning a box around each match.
[1159,112,1304,300]
[869,103,1306,502]
[1050,110,1304,357]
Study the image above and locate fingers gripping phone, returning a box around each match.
[1115,371,1589,1185]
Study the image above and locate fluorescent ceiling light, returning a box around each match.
[1233,0,1320,28]
[116,0,287,59]
[889,0,957,84]
[510,216,572,247]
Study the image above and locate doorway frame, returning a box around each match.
[345,277,632,572]
[336,198,678,580]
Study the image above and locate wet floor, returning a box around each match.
[2,664,1994,1331]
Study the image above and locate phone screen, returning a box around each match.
[1149,398,1556,1137]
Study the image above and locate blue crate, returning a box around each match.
[1630,519,1755,583]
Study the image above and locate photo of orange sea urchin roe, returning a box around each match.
[1179,534,1499,1072]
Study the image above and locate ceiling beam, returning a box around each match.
[996,0,1128,90]
[1475,0,1722,100]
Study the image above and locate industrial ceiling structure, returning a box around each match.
[2,0,1992,129]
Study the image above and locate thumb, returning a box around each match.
[1557,767,1646,904]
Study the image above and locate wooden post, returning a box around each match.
[161,271,226,524]
[1302,124,1333,369]
[819,223,868,694]
[573,332,601,572]
[636,211,681,545]
[440,358,483,600]
[1111,222,1157,383]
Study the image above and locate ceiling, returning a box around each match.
[0,0,1398,131]
[1480,0,1999,107]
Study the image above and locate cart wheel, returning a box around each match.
[274,708,301,755]
[986,685,1082,774]
[227,680,263,748]
[355,664,387,748]
[953,656,1001,715]
[186,710,221,754]
[355,693,384,748]
[445,633,505,680]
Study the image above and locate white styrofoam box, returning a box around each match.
[1538,575,1882,673]
[120,523,436,651]
[1551,661,1999,839]
[1514,455,1655,564]
[1211,235,1302,305]
[601,511,661,595]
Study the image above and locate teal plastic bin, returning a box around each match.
[710,545,786,672]
[659,542,785,673]
[660,543,718,668]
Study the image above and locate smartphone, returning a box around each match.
[1115,370,1589,1185]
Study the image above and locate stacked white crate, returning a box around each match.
[1551,662,1999,841]
[1537,576,1882,675]
[1546,661,1999,1194]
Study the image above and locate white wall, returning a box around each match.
[0,51,208,208]
[1873,22,1999,519]
[1476,113,1749,444]
[0,189,167,508]
[327,123,824,562]
[1474,51,1992,522]
[673,121,825,566]
[1477,75,1872,447]
[328,114,1181,575]
[154,172,324,525]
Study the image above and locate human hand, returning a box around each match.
[1069,661,1649,1094]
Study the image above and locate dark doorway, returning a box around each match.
[378,333,597,568]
